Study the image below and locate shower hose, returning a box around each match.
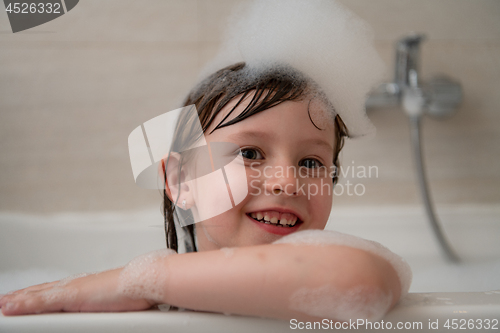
[409,115,460,263]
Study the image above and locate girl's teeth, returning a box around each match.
[249,211,299,227]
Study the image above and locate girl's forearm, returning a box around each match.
[155,244,401,321]
[1,243,401,320]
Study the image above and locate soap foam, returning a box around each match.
[197,0,385,138]
[273,230,412,297]
[41,287,78,304]
[289,284,392,321]
[158,303,171,311]
[54,272,93,287]
[117,249,177,302]
[220,247,235,258]
[34,272,93,306]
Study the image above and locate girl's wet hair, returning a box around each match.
[163,62,348,252]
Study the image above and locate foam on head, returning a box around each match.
[117,249,177,302]
[197,0,385,138]
[189,61,336,133]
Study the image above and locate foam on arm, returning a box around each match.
[274,230,412,297]
[274,230,412,321]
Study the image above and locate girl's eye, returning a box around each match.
[240,148,263,160]
[300,158,323,169]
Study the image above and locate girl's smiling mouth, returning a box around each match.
[246,210,303,235]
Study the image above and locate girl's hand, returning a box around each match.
[0,268,154,316]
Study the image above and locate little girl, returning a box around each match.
[0,62,411,321]
[0,0,412,322]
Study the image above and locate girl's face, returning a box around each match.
[190,95,336,251]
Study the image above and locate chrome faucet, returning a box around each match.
[367,34,462,262]
[367,33,462,117]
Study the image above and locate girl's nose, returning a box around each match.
[263,165,301,197]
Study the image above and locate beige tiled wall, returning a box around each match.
[0,0,499,213]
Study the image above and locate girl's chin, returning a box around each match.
[245,213,302,236]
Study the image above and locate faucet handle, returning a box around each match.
[426,75,463,117]
[395,33,427,88]
[397,33,426,50]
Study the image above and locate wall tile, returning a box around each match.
[339,0,500,41]
[0,0,499,212]
[0,0,199,43]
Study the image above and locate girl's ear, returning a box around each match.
[162,152,193,210]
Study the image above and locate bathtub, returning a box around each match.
[1,205,499,332]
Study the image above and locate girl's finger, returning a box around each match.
[0,282,60,309]
[0,294,18,308]
[2,281,59,298]
[2,297,61,316]
[23,281,60,292]
[1,286,79,316]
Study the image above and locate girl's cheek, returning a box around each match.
[247,179,262,196]
[309,179,333,226]
[245,166,263,196]
[305,177,334,197]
